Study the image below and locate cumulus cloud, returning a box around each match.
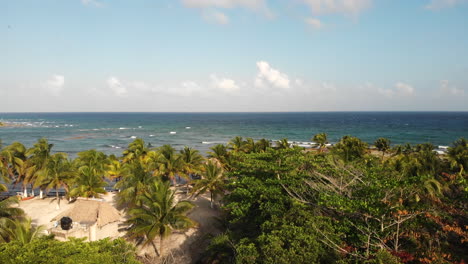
[43,75,65,96]
[210,74,240,93]
[395,82,415,96]
[304,17,323,29]
[203,10,230,24]
[181,0,273,19]
[301,0,372,16]
[255,61,290,89]
[440,80,464,95]
[107,77,128,97]
[167,81,205,97]
[425,0,465,10]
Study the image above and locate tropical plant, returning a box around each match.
[122,138,150,164]
[332,135,368,162]
[191,160,226,208]
[0,196,24,243]
[374,137,390,159]
[312,133,328,152]
[3,218,45,245]
[155,145,182,183]
[180,146,204,194]
[68,165,107,198]
[447,137,468,175]
[115,160,155,208]
[276,138,290,149]
[26,138,53,198]
[35,153,75,209]
[125,180,195,257]
[228,136,245,152]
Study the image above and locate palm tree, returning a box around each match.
[35,153,75,209]
[312,133,328,152]
[180,146,204,194]
[276,138,290,149]
[447,138,468,176]
[3,218,45,245]
[228,136,245,152]
[255,138,271,153]
[332,136,368,162]
[0,196,25,242]
[116,160,155,208]
[69,165,107,198]
[74,149,109,176]
[191,160,226,209]
[207,144,231,170]
[243,138,257,153]
[374,137,390,160]
[155,145,183,184]
[122,138,149,164]
[3,142,32,197]
[125,180,195,257]
[26,138,53,198]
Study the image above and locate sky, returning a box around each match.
[1,0,467,112]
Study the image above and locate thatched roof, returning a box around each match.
[52,200,121,228]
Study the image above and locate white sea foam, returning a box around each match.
[130,136,137,139]
[138,126,142,128]
[149,135,155,137]
[170,131,177,134]
[185,127,191,129]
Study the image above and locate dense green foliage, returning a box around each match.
[1,135,467,263]
[0,237,140,264]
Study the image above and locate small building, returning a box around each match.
[50,199,121,241]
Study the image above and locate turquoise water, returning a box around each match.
[1,112,467,157]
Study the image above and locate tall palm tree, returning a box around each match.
[3,142,32,197]
[276,138,290,149]
[374,137,390,160]
[191,160,226,209]
[3,218,45,245]
[0,196,25,243]
[312,133,328,152]
[447,138,468,176]
[228,136,245,152]
[26,138,53,198]
[207,144,231,169]
[155,145,183,183]
[69,165,107,198]
[180,146,204,194]
[125,180,195,257]
[255,138,271,153]
[35,153,75,209]
[122,138,149,164]
[74,149,109,176]
[115,160,155,208]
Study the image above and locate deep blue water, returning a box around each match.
[1,112,467,156]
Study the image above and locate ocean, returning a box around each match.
[1,112,467,157]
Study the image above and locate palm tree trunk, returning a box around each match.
[160,236,164,257]
[151,240,160,257]
[39,189,43,199]
[56,191,60,209]
[210,192,214,209]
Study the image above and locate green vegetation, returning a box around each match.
[0,135,467,263]
[0,237,140,264]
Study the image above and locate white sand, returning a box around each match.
[18,190,221,263]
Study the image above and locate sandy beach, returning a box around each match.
[17,190,221,263]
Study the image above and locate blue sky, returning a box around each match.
[1,0,467,112]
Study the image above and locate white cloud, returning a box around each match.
[440,80,464,95]
[43,75,65,96]
[210,74,240,93]
[203,10,230,24]
[106,77,128,97]
[182,0,266,9]
[425,0,465,10]
[305,17,323,29]
[167,81,204,97]
[255,61,290,89]
[301,0,372,16]
[81,0,103,7]
[395,82,415,96]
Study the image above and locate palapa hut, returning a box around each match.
[50,199,121,241]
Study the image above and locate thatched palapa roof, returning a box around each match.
[52,200,121,228]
